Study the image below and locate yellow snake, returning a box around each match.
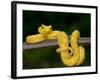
[26,24,85,66]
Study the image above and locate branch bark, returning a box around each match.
[23,37,90,50]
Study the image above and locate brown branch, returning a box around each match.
[23,37,90,50]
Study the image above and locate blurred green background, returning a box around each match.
[23,10,91,69]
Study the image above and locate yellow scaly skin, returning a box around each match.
[56,31,80,66]
[26,34,46,43]
[26,24,85,66]
[70,30,85,66]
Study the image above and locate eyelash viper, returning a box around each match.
[26,24,85,66]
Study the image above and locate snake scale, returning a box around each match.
[26,24,85,66]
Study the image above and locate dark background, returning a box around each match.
[23,10,91,69]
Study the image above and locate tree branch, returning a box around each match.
[23,37,90,50]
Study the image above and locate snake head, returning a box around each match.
[38,24,52,35]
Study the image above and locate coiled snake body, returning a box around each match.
[26,24,85,66]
